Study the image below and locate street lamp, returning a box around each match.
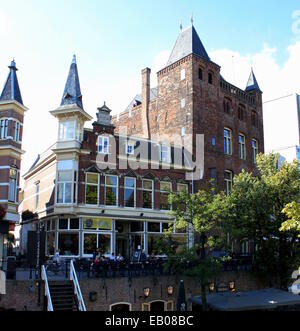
[143,287,150,298]
[167,285,174,296]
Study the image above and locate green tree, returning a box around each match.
[281,199,300,235]
[226,153,300,287]
[166,188,227,310]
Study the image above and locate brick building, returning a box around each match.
[0,60,27,267]
[113,23,264,193]
[21,56,191,259]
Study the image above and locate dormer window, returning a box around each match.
[98,136,109,154]
[126,143,134,155]
[160,144,171,163]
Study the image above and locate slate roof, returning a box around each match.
[166,25,210,67]
[125,87,157,112]
[0,60,23,105]
[245,68,261,93]
[61,55,83,109]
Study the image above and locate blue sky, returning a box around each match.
[0,0,299,176]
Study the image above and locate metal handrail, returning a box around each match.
[70,260,86,311]
[41,265,54,311]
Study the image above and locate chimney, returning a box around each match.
[141,68,151,139]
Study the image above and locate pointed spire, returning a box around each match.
[60,55,83,109]
[245,68,262,93]
[167,24,210,67]
[0,59,23,105]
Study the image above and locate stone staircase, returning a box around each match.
[48,281,78,311]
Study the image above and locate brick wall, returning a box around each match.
[0,272,275,311]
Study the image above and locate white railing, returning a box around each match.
[70,260,87,311]
[41,265,54,311]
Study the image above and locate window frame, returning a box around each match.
[56,160,78,205]
[224,128,232,155]
[252,139,259,164]
[126,143,135,155]
[85,172,99,206]
[8,167,18,203]
[98,136,109,154]
[124,176,136,208]
[160,181,172,211]
[160,144,171,164]
[142,179,154,210]
[105,175,118,206]
[238,133,246,160]
[224,170,233,195]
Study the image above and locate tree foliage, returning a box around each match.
[225,153,300,287]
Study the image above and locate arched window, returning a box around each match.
[224,128,232,155]
[110,302,131,312]
[198,68,203,80]
[224,170,233,195]
[208,72,213,85]
[238,133,246,160]
[238,105,246,121]
[252,139,259,164]
[251,111,258,127]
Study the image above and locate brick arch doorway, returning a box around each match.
[142,300,174,311]
[150,301,165,311]
[110,302,131,312]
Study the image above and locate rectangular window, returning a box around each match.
[224,128,232,155]
[86,173,99,205]
[105,175,118,206]
[98,136,109,154]
[198,68,203,80]
[209,168,217,190]
[0,119,8,140]
[58,232,79,256]
[181,69,186,80]
[181,98,185,109]
[59,120,76,141]
[148,222,161,233]
[35,182,39,210]
[160,182,172,210]
[177,183,188,193]
[126,143,134,155]
[238,134,246,160]
[8,168,18,202]
[56,160,76,204]
[160,145,170,163]
[251,111,258,127]
[211,136,216,147]
[238,106,245,121]
[142,179,153,209]
[124,177,136,208]
[252,139,259,164]
[57,170,73,204]
[225,171,233,195]
[15,122,20,142]
[131,222,144,232]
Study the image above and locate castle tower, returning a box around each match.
[0,60,28,264]
[50,56,92,208]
